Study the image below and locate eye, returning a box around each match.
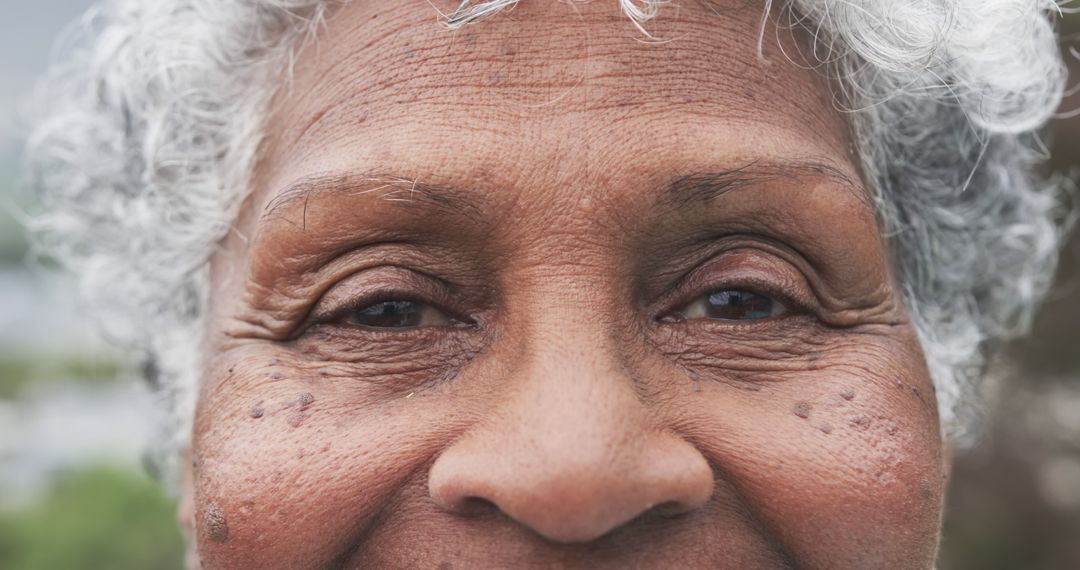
[344,299,452,329]
[678,289,786,321]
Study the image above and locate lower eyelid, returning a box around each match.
[301,322,445,344]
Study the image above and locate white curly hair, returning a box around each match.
[25,0,1071,477]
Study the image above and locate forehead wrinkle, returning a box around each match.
[260,172,487,229]
[276,0,837,153]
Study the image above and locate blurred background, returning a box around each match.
[0,3,1077,569]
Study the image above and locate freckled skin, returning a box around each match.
[185,1,947,569]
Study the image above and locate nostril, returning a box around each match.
[648,500,682,518]
[428,405,715,543]
[454,496,501,518]
[650,500,690,518]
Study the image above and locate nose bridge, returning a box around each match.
[428,309,715,543]
[501,263,638,438]
[505,321,642,463]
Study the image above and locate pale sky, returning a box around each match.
[0,0,95,153]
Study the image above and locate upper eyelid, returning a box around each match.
[300,297,469,342]
[298,267,457,332]
[655,250,818,320]
[318,293,429,323]
[298,247,817,335]
[314,288,469,327]
[665,284,800,326]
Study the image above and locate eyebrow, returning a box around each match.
[261,159,867,229]
[261,172,485,228]
[662,160,868,210]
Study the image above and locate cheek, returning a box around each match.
[190,350,451,569]
[674,333,944,568]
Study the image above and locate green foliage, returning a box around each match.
[0,466,184,570]
[0,155,30,264]
[0,353,125,400]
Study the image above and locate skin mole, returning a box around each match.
[849,415,872,431]
[295,392,315,408]
[279,393,315,427]
[204,503,230,544]
[285,410,307,428]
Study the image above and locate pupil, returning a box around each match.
[706,290,773,320]
[353,300,423,328]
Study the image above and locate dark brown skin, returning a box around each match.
[184,1,947,568]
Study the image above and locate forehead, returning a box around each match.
[256,0,856,202]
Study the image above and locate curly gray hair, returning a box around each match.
[25,0,1070,474]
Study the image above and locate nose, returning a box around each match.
[428,338,714,543]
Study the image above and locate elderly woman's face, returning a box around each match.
[190,1,946,568]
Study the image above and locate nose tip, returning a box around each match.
[428,434,715,543]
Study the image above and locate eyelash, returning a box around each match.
[318,291,463,325]
[313,285,800,340]
[655,257,815,325]
[659,283,800,324]
[303,250,813,336]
